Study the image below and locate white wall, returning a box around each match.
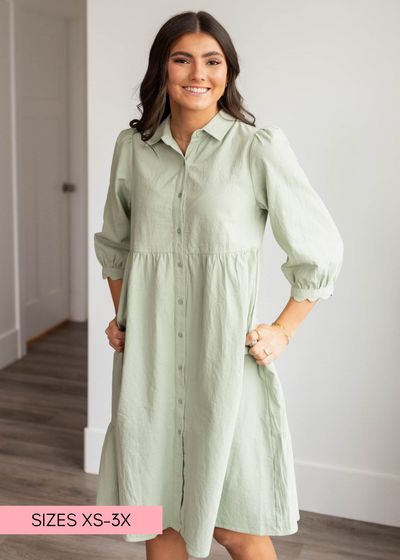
[86,0,400,528]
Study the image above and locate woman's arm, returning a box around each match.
[247,126,344,364]
[94,129,133,351]
[249,126,344,305]
[107,278,123,316]
[94,129,133,281]
[246,297,318,364]
[104,278,125,352]
[275,296,318,341]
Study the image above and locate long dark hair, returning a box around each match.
[129,10,256,149]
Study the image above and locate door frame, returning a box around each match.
[10,0,87,358]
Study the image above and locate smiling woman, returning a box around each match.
[126,11,256,153]
[94,9,343,560]
[165,32,231,154]
[169,44,225,102]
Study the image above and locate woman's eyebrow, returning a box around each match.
[169,51,223,58]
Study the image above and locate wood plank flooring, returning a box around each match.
[0,321,398,559]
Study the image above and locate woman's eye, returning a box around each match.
[172,59,221,66]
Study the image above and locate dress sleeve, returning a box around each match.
[94,128,133,280]
[249,125,344,302]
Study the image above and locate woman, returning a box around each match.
[94,10,344,560]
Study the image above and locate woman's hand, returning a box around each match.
[245,323,288,365]
[105,316,125,352]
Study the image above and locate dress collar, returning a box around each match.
[146,109,236,145]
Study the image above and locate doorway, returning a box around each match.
[3,0,87,365]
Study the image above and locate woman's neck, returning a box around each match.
[169,104,219,143]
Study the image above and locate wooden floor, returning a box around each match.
[0,321,398,559]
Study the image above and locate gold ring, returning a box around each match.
[254,327,263,340]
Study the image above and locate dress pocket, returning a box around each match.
[258,361,289,435]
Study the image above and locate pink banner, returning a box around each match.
[0,506,162,535]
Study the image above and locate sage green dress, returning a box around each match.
[94,109,344,558]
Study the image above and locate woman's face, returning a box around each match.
[167,32,228,113]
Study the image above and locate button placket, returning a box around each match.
[173,151,189,528]
[172,135,199,527]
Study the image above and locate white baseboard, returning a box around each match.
[0,328,19,370]
[295,459,400,528]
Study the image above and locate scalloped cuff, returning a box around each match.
[290,284,334,302]
[102,267,125,280]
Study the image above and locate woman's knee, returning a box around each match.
[155,527,183,541]
[213,526,246,549]
[146,527,188,556]
[214,528,277,558]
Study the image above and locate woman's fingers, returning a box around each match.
[246,325,267,356]
[105,318,126,353]
[246,323,287,364]
[252,343,273,364]
[109,339,125,352]
[255,349,274,365]
[245,328,260,348]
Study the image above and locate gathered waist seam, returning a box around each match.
[128,246,261,256]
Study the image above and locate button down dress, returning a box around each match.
[94,109,344,558]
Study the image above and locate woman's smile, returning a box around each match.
[182,86,210,96]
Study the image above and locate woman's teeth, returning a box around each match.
[183,87,210,93]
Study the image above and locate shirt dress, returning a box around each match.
[93,108,344,558]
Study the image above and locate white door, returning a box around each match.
[16,6,70,339]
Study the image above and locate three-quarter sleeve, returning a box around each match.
[94,129,133,280]
[249,125,344,302]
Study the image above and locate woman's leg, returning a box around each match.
[146,527,188,560]
[214,527,278,560]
